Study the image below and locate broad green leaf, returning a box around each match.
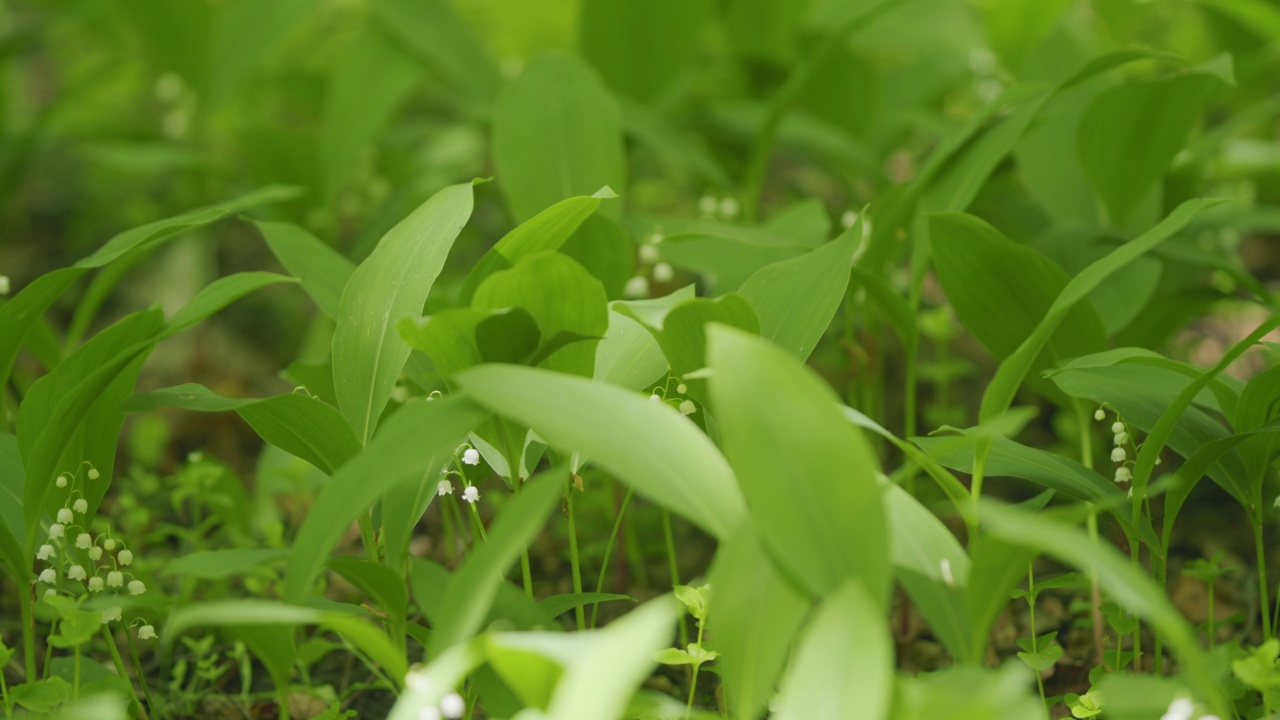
[382,460,451,573]
[1079,71,1224,225]
[772,580,892,720]
[593,307,670,392]
[978,0,1073,71]
[980,501,1226,715]
[708,523,809,720]
[0,186,298,420]
[1051,364,1249,504]
[472,252,608,377]
[539,593,635,619]
[285,396,488,601]
[0,433,24,540]
[11,676,72,712]
[492,52,625,222]
[484,639,564,709]
[206,0,321,106]
[980,197,1225,423]
[508,595,679,720]
[737,226,856,360]
[764,199,831,248]
[329,555,408,623]
[964,537,1037,663]
[332,181,475,443]
[660,225,807,294]
[913,434,1159,548]
[931,213,1105,364]
[160,548,289,580]
[400,308,539,383]
[20,309,163,536]
[428,470,564,656]
[578,0,712,101]
[373,0,501,109]
[1048,347,1241,416]
[459,191,613,305]
[891,663,1046,720]
[454,364,745,539]
[560,214,636,301]
[320,21,421,197]
[885,483,972,662]
[255,221,355,319]
[708,326,889,604]
[631,294,759,404]
[161,272,298,338]
[124,384,361,476]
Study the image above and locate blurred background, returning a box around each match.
[1,0,1279,455]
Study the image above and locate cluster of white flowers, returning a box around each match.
[436,445,484,506]
[625,230,675,300]
[403,669,467,719]
[697,195,739,221]
[649,377,698,417]
[1097,408,1135,485]
[35,463,154,640]
[1159,695,1219,720]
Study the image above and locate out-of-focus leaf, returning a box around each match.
[255,221,355,320]
[578,0,712,101]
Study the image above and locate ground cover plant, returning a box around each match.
[3,0,1280,718]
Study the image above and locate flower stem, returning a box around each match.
[125,629,157,720]
[101,625,145,718]
[566,483,585,631]
[592,486,634,629]
[1255,517,1272,638]
[662,511,688,648]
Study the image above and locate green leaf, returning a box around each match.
[454,364,745,539]
[520,595,679,720]
[0,186,298,421]
[885,483,972,662]
[1017,643,1063,673]
[891,664,1046,720]
[660,225,807,294]
[772,581,892,720]
[737,227,856,360]
[400,308,537,384]
[255,221,355,319]
[206,0,321,106]
[458,191,613,305]
[161,272,298,338]
[20,310,163,540]
[632,294,759,404]
[124,384,362,476]
[161,548,289,580]
[11,676,73,712]
[1079,71,1223,225]
[593,307,670,392]
[538,593,635,620]
[931,213,1105,365]
[428,469,564,656]
[472,252,609,378]
[980,197,1226,423]
[0,433,25,541]
[373,0,500,109]
[329,556,408,623]
[708,523,810,720]
[285,396,488,601]
[332,181,476,443]
[492,52,625,223]
[578,0,712,101]
[320,21,421,197]
[708,326,889,604]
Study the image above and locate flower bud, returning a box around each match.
[440,693,465,719]
[1094,408,1105,421]
[679,400,697,416]
[1114,431,1128,446]
[623,276,650,299]
[639,244,660,264]
[55,475,68,489]
[87,468,100,481]
[652,263,674,283]
[1111,421,1125,434]
[103,538,116,551]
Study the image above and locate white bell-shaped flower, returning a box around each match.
[1114,467,1132,484]
[75,533,92,549]
[88,576,104,592]
[652,263,674,283]
[102,607,122,623]
[128,580,146,596]
[437,480,454,496]
[39,568,57,583]
[49,523,65,539]
[67,565,87,581]
[88,546,103,561]
[440,692,466,719]
[1111,447,1126,463]
[462,448,481,466]
[107,571,124,587]
[72,498,88,514]
[118,549,133,566]
[463,486,480,504]
[137,624,157,640]
[623,276,650,299]
[37,544,56,561]
[56,508,73,524]
[679,400,697,416]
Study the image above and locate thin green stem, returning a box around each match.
[18,581,35,681]
[357,511,379,565]
[1087,510,1105,666]
[1028,565,1046,711]
[1,659,11,720]
[125,629,157,720]
[73,645,80,703]
[662,511,688,648]
[1255,517,1272,638]
[101,626,143,718]
[687,620,706,719]
[566,484,586,631]
[1129,531,1142,671]
[592,487,634,629]
[1207,578,1216,650]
